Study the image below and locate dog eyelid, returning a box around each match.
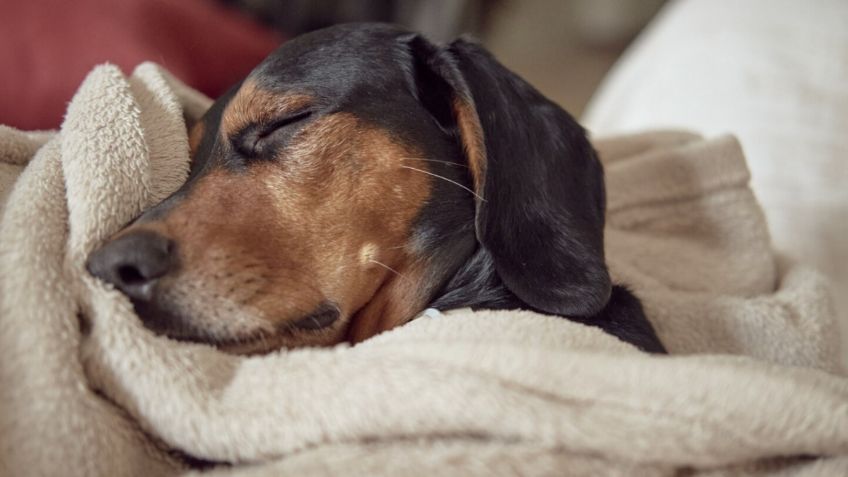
[259,109,313,138]
[235,109,313,157]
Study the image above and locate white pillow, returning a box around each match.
[584,0,848,365]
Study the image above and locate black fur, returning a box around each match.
[401,31,666,353]
[428,248,665,353]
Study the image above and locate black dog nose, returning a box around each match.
[86,230,175,301]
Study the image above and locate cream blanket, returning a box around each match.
[1,64,846,476]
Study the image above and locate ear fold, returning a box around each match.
[407,35,611,317]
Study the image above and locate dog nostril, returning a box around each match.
[87,230,176,301]
[117,264,147,286]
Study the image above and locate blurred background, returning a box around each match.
[0,0,665,130]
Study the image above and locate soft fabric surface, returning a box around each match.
[583,0,848,367]
[1,63,846,476]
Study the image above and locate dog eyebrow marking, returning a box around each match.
[221,80,314,140]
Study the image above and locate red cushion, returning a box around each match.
[0,0,283,130]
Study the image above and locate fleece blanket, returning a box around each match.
[1,63,846,477]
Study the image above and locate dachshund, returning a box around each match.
[86,23,666,355]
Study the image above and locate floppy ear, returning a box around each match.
[406,35,611,317]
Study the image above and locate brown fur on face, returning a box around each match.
[221,81,314,139]
[121,87,434,354]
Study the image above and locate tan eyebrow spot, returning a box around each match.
[221,79,313,138]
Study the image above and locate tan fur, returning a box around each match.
[187,121,204,157]
[453,97,487,199]
[346,262,429,343]
[121,108,432,353]
[221,80,313,138]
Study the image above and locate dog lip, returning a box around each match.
[291,302,340,330]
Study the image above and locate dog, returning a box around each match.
[86,23,666,355]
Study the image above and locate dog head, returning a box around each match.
[86,23,610,354]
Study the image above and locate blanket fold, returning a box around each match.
[1,63,845,477]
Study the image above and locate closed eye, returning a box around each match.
[235,109,313,157]
[258,110,312,139]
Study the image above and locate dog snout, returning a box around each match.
[86,230,175,302]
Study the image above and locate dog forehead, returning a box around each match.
[186,23,452,182]
[250,23,411,94]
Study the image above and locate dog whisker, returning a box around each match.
[367,259,409,282]
[398,165,485,201]
[400,157,468,168]
[258,329,270,351]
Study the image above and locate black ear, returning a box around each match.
[406,35,611,317]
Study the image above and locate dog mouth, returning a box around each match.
[289,302,341,330]
[131,298,343,354]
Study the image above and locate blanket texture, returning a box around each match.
[1,64,846,477]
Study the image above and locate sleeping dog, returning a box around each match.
[86,23,666,354]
